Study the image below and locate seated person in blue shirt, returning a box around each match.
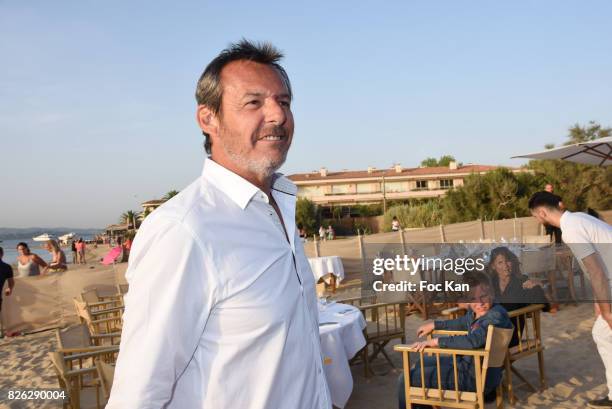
[398,271,513,409]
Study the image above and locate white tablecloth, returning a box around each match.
[309,256,346,284]
[319,302,366,408]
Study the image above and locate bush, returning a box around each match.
[385,201,443,230]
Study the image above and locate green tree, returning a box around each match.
[119,210,139,229]
[566,121,612,145]
[296,198,319,236]
[420,157,439,167]
[163,190,180,200]
[420,155,456,167]
[385,200,443,229]
[437,155,456,167]
[528,121,612,211]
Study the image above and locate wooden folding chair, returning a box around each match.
[358,301,407,376]
[95,359,116,401]
[81,289,124,311]
[73,299,122,345]
[395,325,514,408]
[48,351,101,409]
[504,304,547,404]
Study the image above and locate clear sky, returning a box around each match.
[1,1,611,228]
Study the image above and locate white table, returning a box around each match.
[319,302,366,408]
[309,256,346,285]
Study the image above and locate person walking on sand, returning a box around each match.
[76,238,86,264]
[70,239,77,264]
[529,191,612,409]
[0,247,15,338]
[107,40,331,409]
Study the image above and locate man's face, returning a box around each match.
[211,60,294,179]
[545,184,553,193]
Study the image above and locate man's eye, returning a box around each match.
[246,100,260,106]
[279,101,290,107]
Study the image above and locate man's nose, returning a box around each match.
[263,99,287,125]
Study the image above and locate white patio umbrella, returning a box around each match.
[512,136,612,166]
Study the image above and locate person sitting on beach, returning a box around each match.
[45,240,67,272]
[487,246,552,346]
[15,242,47,277]
[398,272,513,409]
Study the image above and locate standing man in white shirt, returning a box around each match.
[107,40,331,409]
[529,191,612,409]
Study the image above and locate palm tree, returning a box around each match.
[119,210,138,230]
[163,190,179,201]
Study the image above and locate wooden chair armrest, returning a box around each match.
[100,294,122,299]
[90,306,124,316]
[91,316,122,324]
[91,332,121,339]
[65,367,98,378]
[61,347,119,361]
[507,304,545,318]
[393,344,486,357]
[432,330,469,336]
[58,346,117,354]
[88,300,122,308]
[358,302,406,311]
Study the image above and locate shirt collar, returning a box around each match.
[201,158,297,210]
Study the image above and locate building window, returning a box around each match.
[384,182,407,193]
[416,180,428,190]
[440,179,454,189]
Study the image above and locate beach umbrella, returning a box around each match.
[101,246,123,265]
[512,136,612,166]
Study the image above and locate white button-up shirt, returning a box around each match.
[107,158,331,409]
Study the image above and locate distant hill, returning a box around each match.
[0,227,102,241]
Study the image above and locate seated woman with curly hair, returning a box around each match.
[487,246,552,346]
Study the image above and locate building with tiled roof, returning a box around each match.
[287,161,523,207]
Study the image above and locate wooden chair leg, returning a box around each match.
[505,356,515,404]
[537,349,547,389]
[547,270,558,302]
[496,384,504,409]
[363,346,370,377]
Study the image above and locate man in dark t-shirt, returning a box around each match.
[0,247,15,338]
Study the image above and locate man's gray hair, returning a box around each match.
[195,39,292,156]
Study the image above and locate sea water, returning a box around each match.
[0,233,98,266]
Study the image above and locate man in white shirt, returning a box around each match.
[529,191,612,408]
[107,40,331,409]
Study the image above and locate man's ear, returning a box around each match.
[196,105,219,136]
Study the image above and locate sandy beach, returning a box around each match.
[0,287,607,409]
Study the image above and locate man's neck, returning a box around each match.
[210,156,273,196]
[552,210,566,228]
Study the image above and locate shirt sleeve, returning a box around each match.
[106,216,216,409]
[438,308,509,349]
[563,224,596,260]
[434,314,469,331]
